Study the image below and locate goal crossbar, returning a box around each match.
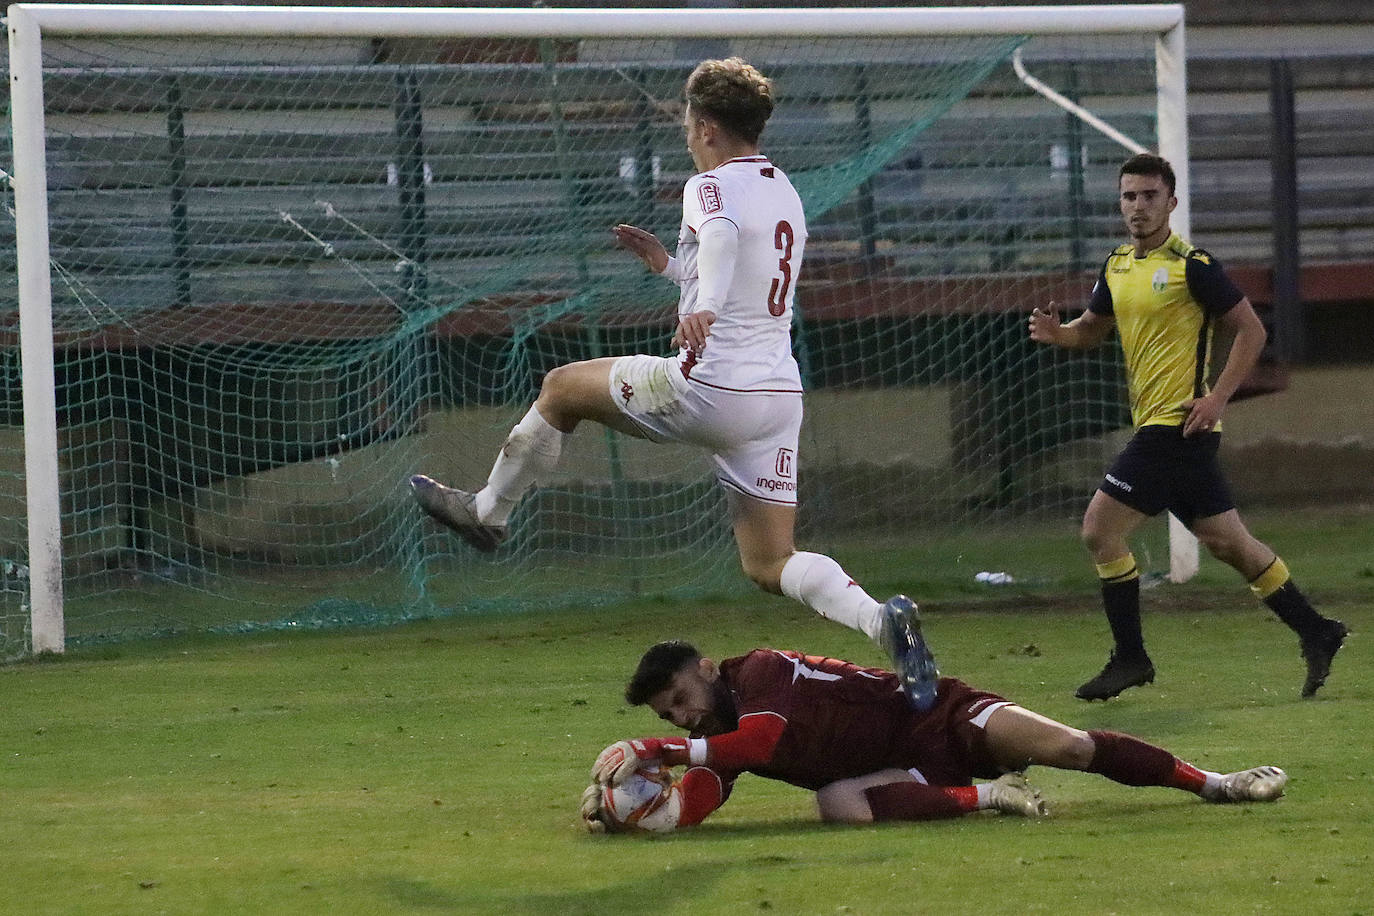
[12,4,1183,39]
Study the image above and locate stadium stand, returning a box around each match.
[16,44,1374,322]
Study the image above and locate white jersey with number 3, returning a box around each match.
[674,156,807,393]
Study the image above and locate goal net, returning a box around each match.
[2,5,1184,657]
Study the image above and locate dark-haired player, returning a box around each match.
[1029,152,1347,700]
[580,637,1288,832]
[412,57,933,705]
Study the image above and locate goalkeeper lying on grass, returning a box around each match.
[581,622,1288,832]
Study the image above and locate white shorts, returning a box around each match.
[609,354,803,505]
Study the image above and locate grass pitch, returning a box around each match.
[2,507,1370,915]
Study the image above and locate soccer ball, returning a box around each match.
[595,766,683,834]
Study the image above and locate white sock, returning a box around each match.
[474,406,565,525]
[779,551,883,640]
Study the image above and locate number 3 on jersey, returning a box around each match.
[766,220,795,317]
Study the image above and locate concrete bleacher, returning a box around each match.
[6,25,1374,348]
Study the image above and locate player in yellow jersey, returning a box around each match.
[1028,153,1347,701]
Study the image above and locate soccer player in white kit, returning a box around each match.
[411,58,936,707]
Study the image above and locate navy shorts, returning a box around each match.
[1099,424,1235,527]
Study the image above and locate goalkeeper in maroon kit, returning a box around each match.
[581,635,1288,831]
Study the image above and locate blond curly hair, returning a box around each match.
[684,57,775,145]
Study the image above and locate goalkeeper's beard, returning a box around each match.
[692,680,738,737]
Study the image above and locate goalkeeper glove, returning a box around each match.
[591,737,685,786]
[580,782,610,834]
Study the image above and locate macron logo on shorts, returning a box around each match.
[1105,473,1133,494]
[698,181,723,214]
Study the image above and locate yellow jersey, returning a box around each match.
[1088,232,1245,429]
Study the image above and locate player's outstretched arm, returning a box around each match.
[592,715,785,786]
[612,224,669,274]
[1029,301,1114,349]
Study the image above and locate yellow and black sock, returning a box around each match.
[1249,556,1323,635]
[1097,554,1145,659]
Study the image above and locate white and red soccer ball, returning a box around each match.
[596,766,682,833]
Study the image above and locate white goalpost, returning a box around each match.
[5,3,1192,657]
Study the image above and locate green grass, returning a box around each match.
[2,506,1371,915]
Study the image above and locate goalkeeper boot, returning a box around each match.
[1074,651,1154,701]
[1204,766,1288,803]
[878,595,940,712]
[986,772,1048,818]
[409,475,508,552]
[1299,617,1349,698]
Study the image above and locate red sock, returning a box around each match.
[864,783,978,821]
[1087,729,1191,788]
[1169,759,1208,794]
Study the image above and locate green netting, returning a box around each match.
[1,28,1162,658]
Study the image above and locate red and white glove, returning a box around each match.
[591,737,684,786]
